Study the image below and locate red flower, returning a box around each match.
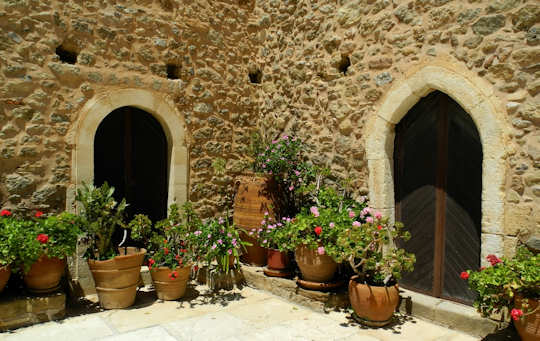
[377,225,382,230]
[163,239,167,244]
[0,210,12,217]
[169,271,177,280]
[460,271,469,280]
[314,226,322,236]
[194,265,199,272]
[511,308,523,321]
[35,211,44,218]
[148,258,155,270]
[36,234,49,244]
[164,247,169,255]
[486,254,502,266]
[180,248,188,253]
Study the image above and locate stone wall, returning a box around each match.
[252,0,539,255]
[0,0,259,218]
[0,0,538,257]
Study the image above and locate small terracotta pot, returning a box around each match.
[348,276,400,327]
[150,265,191,300]
[239,233,267,266]
[88,247,146,309]
[24,255,65,293]
[0,265,11,293]
[294,245,337,282]
[267,249,290,270]
[514,295,540,341]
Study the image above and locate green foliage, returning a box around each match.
[465,247,540,317]
[335,215,415,286]
[0,213,28,268]
[128,214,153,242]
[75,182,127,260]
[253,214,293,250]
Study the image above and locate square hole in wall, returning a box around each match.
[55,45,78,64]
[248,69,262,84]
[166,64,180,80]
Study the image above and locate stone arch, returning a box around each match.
[364,65,508,260]
[69,88,188,209]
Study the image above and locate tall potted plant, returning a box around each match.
[461,247,539,341]
[0,209,19,292]
[76,182,145,309]
[19,211,81,293]
[336,212,415,327]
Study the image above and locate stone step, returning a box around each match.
[0,291,65,331]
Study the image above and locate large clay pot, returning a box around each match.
[88,247,146,309]
[295,245,337,282]
[24,255,65,293]
[150,265,191,301]
[514,295,540,341]
[349,276,400,327]
[0,265,11,293]
[267,249,290,271]
[234,175,278,266]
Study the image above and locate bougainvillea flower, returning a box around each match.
[314,226,322,236]
[35,211,44,218]
[510,308,523,321]
[460,271,469,280]
[0,210,12,217]
[486,254,502,266]
[36,233,49,244]
[317,246,325,255]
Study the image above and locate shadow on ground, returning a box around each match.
[337,311,415,334]
[481,324,520,341]
[176,284,246,310]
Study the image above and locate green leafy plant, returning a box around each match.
[75,182,127,260]
[462,247,539,321]
[252,214,294,250]
[0,209,24,268]
[335,213,415,286]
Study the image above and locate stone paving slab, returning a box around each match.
[1,285,479,341]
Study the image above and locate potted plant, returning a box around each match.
[18,211,81,293]
[461,247,539,341]
[130,203,197,301]
[335,212,415,327]
[75,182,145,309]
[283,185,368,284]
[0,209,18,292]
[253,214,294,277]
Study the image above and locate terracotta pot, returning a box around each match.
[88,247,146,309]
[234,175,279,266]
[348,276,400,327]
[267,249,290,271]
[514,295,540,341]
[24,255,65,293]
[0,265,11,293]
[150,265,191,300]
[294,245,337,282]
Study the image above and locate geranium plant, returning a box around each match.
[335,212,415,286]
[461,246,539,321]
[0,209,22,268]
[75,182,127,260]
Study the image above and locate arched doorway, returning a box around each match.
[94,106,168,222]
[394,91,482,304]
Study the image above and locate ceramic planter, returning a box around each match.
[88,247,146,309]
[24,255,65,293]
[294,244,337,282]
[514,295,540,341]
[348,275,400,327]
[150,265,191,301]
[267,249,290,271]
[0,265,11,293]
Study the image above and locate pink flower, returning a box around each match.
[366,217,374,223]
[289,185,294,191]
[227,249,233,255]
[211,244,217,249]
[217,239,223,244]
[352,221,361,227]
[460,271,469,280]
[207,234,212,239]
[262,164,266,168]
[374,211,382,219]
[261,220,266,225]
[282,135,288,140]
[310,206,319,217]
[511,308,523,321]
[317,246,325,255]
[329,222,335,228]
[263,239,267,244]
[264,211,269,216]
[218,217,224,224]
[294,170,300,176]
[348,210,355,218]
[272,140,278,144]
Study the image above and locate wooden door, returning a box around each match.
[394,91,482,304]
[94,107,168,223]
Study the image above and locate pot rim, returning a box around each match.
[350,275,400,288]
[88,248,147,264]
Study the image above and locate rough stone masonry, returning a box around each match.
[0,0,539,258]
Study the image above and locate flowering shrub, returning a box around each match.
[250,213,293,250]
[462,246,539,320]
[278,187,369,259]
[335,214,415,286]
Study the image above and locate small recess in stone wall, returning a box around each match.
[248,70,262,84]
[55,45,77,64]
[166,64,181,80]
[338,56,351,76]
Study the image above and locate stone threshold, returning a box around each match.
[240,264,500,338]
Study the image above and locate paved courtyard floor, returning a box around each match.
[1,285,478,341]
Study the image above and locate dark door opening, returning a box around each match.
[94,106,168,223]
[394,91,482,305]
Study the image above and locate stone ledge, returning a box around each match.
[0,292,66,331]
